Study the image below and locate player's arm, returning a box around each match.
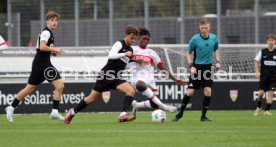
[158,63,186,85]
[254,50,261,80]
[39,31,60,54]
[213,39,220,69]
[108,42,131,59]
[213,50,221,69]
[187,39,196,74]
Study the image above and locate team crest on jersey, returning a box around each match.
[102,91,111,103]
[229,90,238,102]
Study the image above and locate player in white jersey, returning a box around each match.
[0,35,7,51]
[128,27,186,116]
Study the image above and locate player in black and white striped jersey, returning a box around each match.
[5,11,64,123]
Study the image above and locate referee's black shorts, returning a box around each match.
[28,64,61,85]
[187,64,214,90]
[93,74,127,93]
[259,75,276,91]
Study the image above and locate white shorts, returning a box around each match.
[130,74,159,95]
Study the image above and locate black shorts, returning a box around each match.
[93,74,127,93]
[187,64,213,90]
[259,76,276,91]
[28,64,61,85]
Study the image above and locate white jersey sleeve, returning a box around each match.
[254,50,262,62]
[108,41,125,59]
[150,49,163,67]
[40,30,51,42]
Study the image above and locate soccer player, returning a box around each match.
[172,18,220,122]
[128,27,186,115]
[5,11,64,123]
[253,34,276,116]
[0,35,7,51]
[64,25,139,124]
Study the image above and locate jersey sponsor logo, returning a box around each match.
[230,90,238,102]
[102,91,111,103]
[131,55,152,66]
[120,56,130,63]
[264,60,276,66]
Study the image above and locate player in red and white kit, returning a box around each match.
[128,27,185,116]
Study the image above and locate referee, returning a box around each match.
[172,18,220,122]
[253,34,276,116]
[5,11,64,122]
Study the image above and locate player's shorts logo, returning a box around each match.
[102,91,111,103]
[230,90,238,102]
[44,67,58,81]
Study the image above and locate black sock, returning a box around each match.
[178,94,191,117]
[74,99,88,113]
[265,103,271,111]
[257,101,262,108]
[149,99,159,109]
[53,100,60,109]
[122,96,133,112]
[202,96,211,118]
[11,98,20,108]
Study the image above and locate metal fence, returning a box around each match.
[2,0,276,46]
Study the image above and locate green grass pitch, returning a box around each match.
[0,110,276,147]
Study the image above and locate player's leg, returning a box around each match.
[201,87,212,121]
[116,82,136,122]
[253,90,264,116]
[172,74,198,121]
[254,77,266,116]
[264,90,273,116]
[49,79,65,120]
[64,89,101,124]
[5,84,36,122]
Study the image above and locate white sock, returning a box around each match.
[51,109,58,113]
[120,111,126,116]
[142,88,165,107]
[135,100,152,109]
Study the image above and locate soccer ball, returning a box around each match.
[151,109,166,123]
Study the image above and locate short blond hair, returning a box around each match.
[45,11,60,20]
[199,18,210,25]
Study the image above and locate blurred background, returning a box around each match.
[0,0,276,47]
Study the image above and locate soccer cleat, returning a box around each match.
[118,114,136,122]
[5,106,15,123]
[131,100,138,117]
[200,116,212,122]
[50,110,65,120]
[264,111,272,116]
[253,107,261,116]
[160,105,177,113]
[64,108,75,124]
[171,113,183,122]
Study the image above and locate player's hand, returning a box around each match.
[190,66,197,74]
[174,79,186,86]
[52,48,61,56]
[215,62,221,70]
[125,51,132,57]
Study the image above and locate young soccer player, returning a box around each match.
[64,25,139,124]
[128,27,186,116]
[253,34,276,116]
[5,11,64,123]
[172,18,220,122]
